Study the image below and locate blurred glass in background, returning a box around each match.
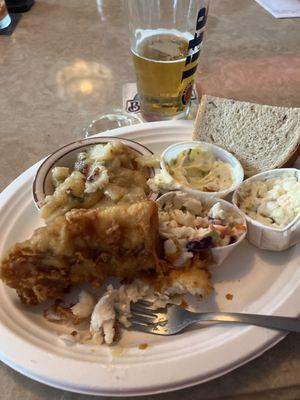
[0,0,11,29]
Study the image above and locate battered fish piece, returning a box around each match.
[0,201,162,305]
[163,266,212,297]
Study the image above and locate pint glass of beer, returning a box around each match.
[127,0,209,121]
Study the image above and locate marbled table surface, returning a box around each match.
[0,0,299,399]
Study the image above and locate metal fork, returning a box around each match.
[129,301,300,335]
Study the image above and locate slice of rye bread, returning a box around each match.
[192,95,300,176]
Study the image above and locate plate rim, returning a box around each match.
[0,120,298,396]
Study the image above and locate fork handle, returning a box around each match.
[193,312,300,333]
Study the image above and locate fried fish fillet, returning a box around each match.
[0,201,162,305]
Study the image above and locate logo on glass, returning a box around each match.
[181,7,207,82]
[126,94,141,113]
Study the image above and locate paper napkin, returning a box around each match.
[255,0,300,18]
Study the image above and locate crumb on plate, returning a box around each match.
[138,343,148,350]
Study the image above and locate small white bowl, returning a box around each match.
[160,141,244,199]
[33,136,158,209]
[233,168,300,251]
[157,191,247,266]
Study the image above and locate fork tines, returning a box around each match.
[129,300,168,331]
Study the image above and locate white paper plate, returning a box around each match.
[0,121,299,396]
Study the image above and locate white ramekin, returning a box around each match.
[157,191,247,266]
[232,168,300,251]
[160,141,244,199]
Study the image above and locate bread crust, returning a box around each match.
[192,95,300,176]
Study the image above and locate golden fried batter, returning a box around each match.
[0,201,162,305]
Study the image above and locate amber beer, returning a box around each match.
[132,33,191,120]
[131,7,207,121]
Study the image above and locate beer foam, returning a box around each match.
[133,29,195,63]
